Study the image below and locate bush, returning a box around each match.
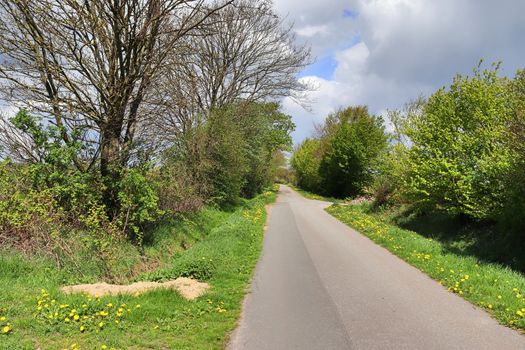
[154,163,206,215]
[0,110,165,262]
[368,143,410,207]
[116,168,163,244]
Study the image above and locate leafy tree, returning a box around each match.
[183,102,294,206]
[404,64,513,219]
[204,108,249,206]
[290,139,324,192]
[318,106,388,198]
[238,103,294,197]
[500,69,525,229]
[0,0,231,209]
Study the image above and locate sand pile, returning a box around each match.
[61,277,209,300]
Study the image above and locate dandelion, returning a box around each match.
[135,304,141,309]
[2,325,11,334]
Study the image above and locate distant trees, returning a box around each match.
[179,102,294,206]
[329,63,525,231]
[291,106,388,198]
[318,107,388,198]
[291,139,323,192]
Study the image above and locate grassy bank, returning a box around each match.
[326,203,525,332]
[0,189,277,349]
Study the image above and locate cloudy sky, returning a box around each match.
[273,0,525,144]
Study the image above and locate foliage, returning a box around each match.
[318,106,388,198]
[368,143,410,208]
[238,102,294,197]
[204,106,250,206]
[290,138,323,191]
[500,69,525,232]
[403,64,513,219]
[173,102,294,207]
[0,111,163,263]
[153,163,207,215]
[115,168,163,244]
[291,106,387,198]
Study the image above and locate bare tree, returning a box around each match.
[149,0,311,142]
[0,0,231,183]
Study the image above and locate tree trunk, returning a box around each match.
[100,125,123,216]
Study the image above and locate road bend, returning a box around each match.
[228,185,525,350]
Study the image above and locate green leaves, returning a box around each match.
[319,109,388,198]
[291,106,388,198]
[290,138,323,192]
[404,64,513,219]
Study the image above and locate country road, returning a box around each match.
[228,185,525,350]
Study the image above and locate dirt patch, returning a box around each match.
[61,277,209,300]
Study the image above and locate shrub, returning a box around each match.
[115,168,163,244]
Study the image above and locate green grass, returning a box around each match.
[0,189,277,349]
[327,204,525,332]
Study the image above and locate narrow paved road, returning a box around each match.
[228,185,525,350]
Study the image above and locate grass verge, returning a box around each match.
[326,204,525,332]
[0,189,277,349]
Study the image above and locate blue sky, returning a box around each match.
[273,0,525,144]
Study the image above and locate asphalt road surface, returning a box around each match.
[228,185,525,350]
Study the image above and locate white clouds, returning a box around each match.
[296,25,329,38]
[334,42,369,80]
[273,0,525,143]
